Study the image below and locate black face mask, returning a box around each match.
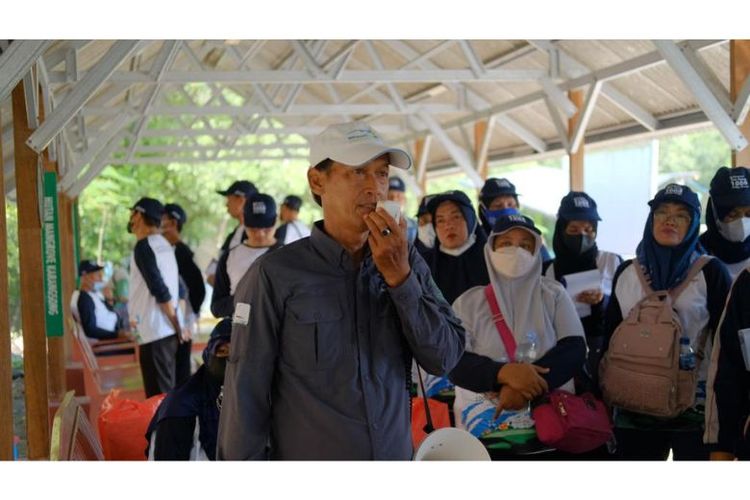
[562,233,596,255]
[206,355,227,384]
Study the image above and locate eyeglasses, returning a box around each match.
[653,209,691,226]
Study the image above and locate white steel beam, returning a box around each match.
[27,40,141,153]
[417,112,483,188]
[569,81,603,154]
[139,124,402,138]
[119,143,308,156]
[22,69,39,129]
[118,155,309,165]
[60,112,135,190]
[81,103,462,117]
[48,68,548,85]
[41,40,91,71]
[458,40,486,79]
[654,40,748,151]
[733,74,750,125]
[364,41,407,112]
[528,40,659,131]
[540,77,578,118]
[681,46,732,113]
[495,114,547,153]
[67,130,130,197]
[0,40,51,104]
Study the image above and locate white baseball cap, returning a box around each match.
[309,121,412,170]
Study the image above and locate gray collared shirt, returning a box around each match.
[217,221,465,460]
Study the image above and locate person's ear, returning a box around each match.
[308,168,326,200]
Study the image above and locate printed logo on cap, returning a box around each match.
[346,128,380,142]
[729,175,749,190]
[573,196,590,208]
[252,201,267,214]
[497,179,511,188]
[507,214,526,223]
[665,184,684,196]
[170,210,182,221]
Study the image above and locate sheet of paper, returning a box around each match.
[563,269,603,318]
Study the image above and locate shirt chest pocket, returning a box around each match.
[282,296,348,372]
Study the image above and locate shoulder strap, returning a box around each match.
[632,259,654,294]
[483,285,516,361]
[670,255,712,302]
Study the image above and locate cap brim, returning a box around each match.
[329,144,412,170]
[712,191,750,208]
[216,189,230,196]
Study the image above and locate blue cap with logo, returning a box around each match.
[282,195,303,211]
[426,190,477,234]
[243,193,277,228]
[480,177,520,205]
[416,194,435,217]
[648,183,701,213]
[131,197,165,223]
[217,180,257,197]
[557,191,601,221]
[490,212,541,236]
[709,166,750,219]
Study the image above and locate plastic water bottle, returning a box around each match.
[679,337,696,371]
[515,332,539,363]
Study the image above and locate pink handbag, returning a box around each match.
[531,390,612,454]
[484,285,613,454]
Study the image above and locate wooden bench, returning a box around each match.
[70,321,145,426]
[50,391,104,460]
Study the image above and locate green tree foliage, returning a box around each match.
[658,128,732,187]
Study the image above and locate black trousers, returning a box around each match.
[175,339,192,386]
[614,427,709,460]
[139,334,178,397]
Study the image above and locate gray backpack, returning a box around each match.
[599,256,711,418]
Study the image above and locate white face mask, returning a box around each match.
[417,224,436,248]
[717,217,750,243]
[489,246,536,279]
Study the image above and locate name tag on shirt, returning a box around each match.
[233,302,251,326]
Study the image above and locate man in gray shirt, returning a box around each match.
[217,121,466,460]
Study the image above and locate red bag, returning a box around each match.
[531,390,612,454]
[411,397,451,448]
[97,390,165,460]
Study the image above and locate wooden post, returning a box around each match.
[37,87,66,404]
[474,120,489,180]
[58,194,76,364]
[0,109,15,460]
[12,81,50,460]
[568,90,585,191]
[731,40,750,167]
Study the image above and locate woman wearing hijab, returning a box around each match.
[602,183,731,460]
[544,192,622,367]
[424,190,489,305]
[211,193,283,318]
[448,213,586,449]
[414,194,436,256]
[699,166,750,280]
[146,318,232,460]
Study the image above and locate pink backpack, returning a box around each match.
[599,256,711,418]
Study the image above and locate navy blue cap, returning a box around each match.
[243,193,277,228]
[217,180,257,197]
[131,197,165,223]
[491,213,541,236]
[164,203,187,225]
[78,259,104,276]
[648,183,701,213]
[709,166,750,218]
[202,318,232,364]
[557,191,601,221]
[282,195,303,211]
[480,177,519,204]
[416,194,435,217]
[388,176,406,192]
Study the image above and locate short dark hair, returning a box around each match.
[311,158,333,207]
[142,214,161,228]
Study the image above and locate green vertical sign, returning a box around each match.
[42,172,64,337]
